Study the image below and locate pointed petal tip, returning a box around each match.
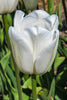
[15,10,25,17]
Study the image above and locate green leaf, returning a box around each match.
[0,51,11,72]
[5,74,29,100]
[37,87,42,94]
[36,75,41,86]
[58,40,63,55]
[3,95,10,100]
[0,70,7,93]
[0,29,4,45]
[56,66,67,85]
[22,74,29,84]
[55,95,61,100]
[22,92,29,100]
[39,88,48,96]
[6,65,17,89]
[63,46,67,57]
[48,78,55,99]
[56,71,64,81]
[7,14,12,26]
[22,77,32,89]
[48,0,54,14]
[54,57,65,70]
[0,77,4,93]
[39,93,48,100]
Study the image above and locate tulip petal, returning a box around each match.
[22,10,50,30]
[45,15,59,30]
[50,15,59,29]
[20,26,53,62]
[0,0,8,13]
[9,27,34,74]
[35,30,59,74]
[14,10,50,31]
[27,10,50,19]
[9,26,55,74]
[14,10,25,32]
[8,0,18,12]
[30,27,53,60]
[0,0,18,14]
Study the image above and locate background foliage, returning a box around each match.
[0,0,67,100]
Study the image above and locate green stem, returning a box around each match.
[48,0,51,14]
[3,14,22,100]
[14,60,23,100]
[3,15,11,49]
[59,0,62,26]
[31,74,37,100]
[43,0,45,10]
[62,0,67,26]
[48,0,54,14]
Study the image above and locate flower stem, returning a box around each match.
[62,0,67,26]
[48,0,54,14]
[14,61,23,100]
[3,14,22,100]
[3,15,11,49]
[43,0,45,10]
[31,74,37,100]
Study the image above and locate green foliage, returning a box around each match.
[56,0,62,26]
[48,0,54,14]
[0,0,67,100]
[54,56,65,70]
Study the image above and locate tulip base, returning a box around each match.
[31,74,37,100]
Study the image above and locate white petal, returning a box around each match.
[45,30,59,72]
[0,0,6,13]
[31,27,53,61]
[9,26,56,74]
[35,30,59,74]
[22,26,53,62]
[9,27,34,74]
[45,14,59,30]
[14,10,25,32]
[27,10,50,19]
[8,0,18,12]
[0,0,18,14]
[22,10,50,30]
[14,10,50,31]
[49,14,59,29]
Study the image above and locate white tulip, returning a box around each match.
[0,0,18,14]
[37,97,40,100]
[9,10,59,75]
[23,0,38,10]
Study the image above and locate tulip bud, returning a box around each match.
[0,0,18,14]
[23,0,38,10]
[9,10,59,75]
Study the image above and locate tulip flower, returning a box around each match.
[0,0,18,14]
[23,0,38,10]
[9,10,59,75]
